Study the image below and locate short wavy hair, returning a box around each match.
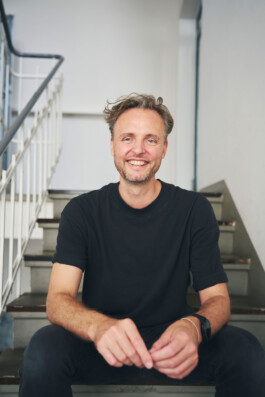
[103,93,174,140]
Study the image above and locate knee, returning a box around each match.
[20,325,72,380]
[215,325,265,370]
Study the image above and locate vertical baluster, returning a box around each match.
[17,125,24,297]
[0,40,4,112]
[25,140,31,239]
[0,171,7,312]
[8,156,16,289]
[38,113,43,205]
[32,123,37,219]
[4,63,9,125]
[43,109,48,192]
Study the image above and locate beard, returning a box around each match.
[113,156,161,185]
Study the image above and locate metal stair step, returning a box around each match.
[6,293,265,349]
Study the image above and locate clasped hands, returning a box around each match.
[92,317,199,380]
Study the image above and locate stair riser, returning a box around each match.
[218,232,234,254]
[211,202,222,221]
[26,263,83,293]
[42,229,58,251]
[30,268,52,293]
[42,228,235,257]
[0,385,216,396]
[226,270,248,295]
[53,199,70,218]
[28,264,248,296]
[10,317,50,348]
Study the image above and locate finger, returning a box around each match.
[116,331,145,368]
[102,349,124,368]
[151,341,183,362]
[125,321,153,369]
[153,345,193,369]
[154,356,198,379]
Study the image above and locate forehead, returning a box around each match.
[113,108,165,136]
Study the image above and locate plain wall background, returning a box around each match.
[198,0,265,269]
[4,0,265,271]
[4,0,184,190]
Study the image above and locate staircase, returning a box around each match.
[0,189,265,397]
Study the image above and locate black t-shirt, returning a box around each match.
[52,181,228,328]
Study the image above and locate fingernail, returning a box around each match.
[145,361,153,369]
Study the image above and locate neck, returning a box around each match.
[118,178,162,209]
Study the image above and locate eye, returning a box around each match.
[122,136,132,143]
[146,137,157,145]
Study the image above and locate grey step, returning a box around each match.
[202,192,223,221]
[6,293,265,349]
[0,350,216,396]
[37,219,59,251]
[48,189,88,218]
[218,221,235,254]
[25,251,250,295]
[37,219,236,254]
[24,251,84,293]
[24,251,55,293]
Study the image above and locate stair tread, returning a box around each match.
[37,218,60,224]
[24,251,55,261]
[6,293,265,315]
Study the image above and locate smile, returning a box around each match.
[127,160,148,166]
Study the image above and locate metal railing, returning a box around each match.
[0,0,64,314]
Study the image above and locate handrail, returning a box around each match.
[0,0,64,156]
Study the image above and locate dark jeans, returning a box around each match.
[18,323,265,397]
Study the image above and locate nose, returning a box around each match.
[131,138,146,154]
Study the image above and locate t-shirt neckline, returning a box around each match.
[112,179,167,215]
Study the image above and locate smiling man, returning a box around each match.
[19,94,265,397]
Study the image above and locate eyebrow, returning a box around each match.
[119,133,161,140]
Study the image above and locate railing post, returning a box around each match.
[0,170,7,312]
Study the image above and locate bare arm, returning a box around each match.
[150,283,230,379]
[46,262,153,369]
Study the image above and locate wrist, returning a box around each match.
[180,317,202,344]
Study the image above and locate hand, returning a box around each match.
[149,319,199,379]
[92,316,153,369]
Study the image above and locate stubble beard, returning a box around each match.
[113,157,161,185]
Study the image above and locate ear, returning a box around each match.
[110,137,114,157]
[162,140,168,159]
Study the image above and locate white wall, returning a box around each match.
[198,0,265,269]
[4,0,183,190]
[176,19,196,190]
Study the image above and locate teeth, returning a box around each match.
[128,160,147,165]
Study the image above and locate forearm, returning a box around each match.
[46,292,109,342]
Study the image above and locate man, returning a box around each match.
[19,94,265,396]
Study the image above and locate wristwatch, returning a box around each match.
[188,313,211,343]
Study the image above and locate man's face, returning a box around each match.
[110,108,168,185]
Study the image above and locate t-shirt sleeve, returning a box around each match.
[52,198,88,271]
[190,194,228,292]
